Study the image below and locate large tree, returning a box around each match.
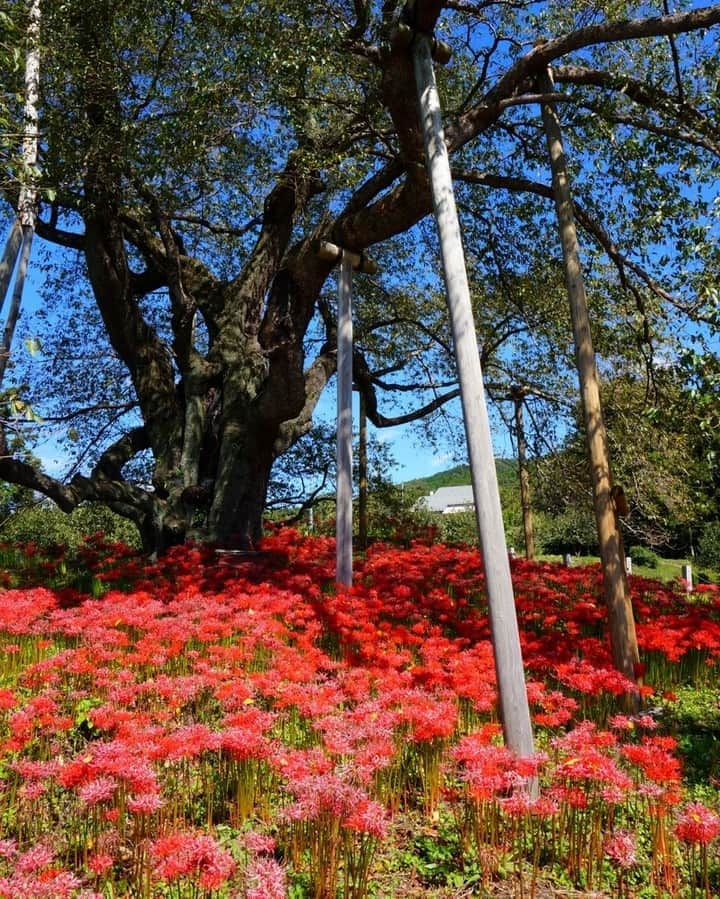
[1,0,719,552]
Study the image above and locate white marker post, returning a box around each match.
[317,242,378,587]
[682,563,693,592]
[412,35,534,761]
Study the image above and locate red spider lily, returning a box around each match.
[78,776,118,807]
[675,802,720,845]
[621,736,682,787]
[58,740,159,797]
[344,797,388,838]
[0,690,17,710]
[245,856,287,899]
[86,852,114,875]
[555,746,633,792]
[0,843,86,899]
[150,831,236,890]
[282,772,376,828]
[3,528,720,898]
[150,723,221,760]
[603,828,637,868]
[126,792,164,814]
[242,831,277,855]
[391,689,457,742]
[454,737,522,799]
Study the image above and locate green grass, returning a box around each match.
[541,553,719,585]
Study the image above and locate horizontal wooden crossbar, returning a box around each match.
[316,241,379,274]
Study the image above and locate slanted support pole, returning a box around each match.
[0,230,34,385]
[0,222,23,314]
[512,389,535,561]
[412,33,535,761]
[358,391,369,551]
[336,251,353,586]
[538,67,640,699]
[0,0,41,383]
[317,241,378,586]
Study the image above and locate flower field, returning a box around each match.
[1,529,720,898]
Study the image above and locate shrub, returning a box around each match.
[537,507,598,556]
[697,521,720,569]
[629,545,660,569]
[436,510,478,546]
[0,502,140,549]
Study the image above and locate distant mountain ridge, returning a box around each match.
[403,460,517,497]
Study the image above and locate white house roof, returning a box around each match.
[418,485,475,513]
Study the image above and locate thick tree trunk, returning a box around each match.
[208,421,274,548]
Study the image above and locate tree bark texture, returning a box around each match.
[538,67,640,690]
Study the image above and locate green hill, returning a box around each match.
[403,460,518,497]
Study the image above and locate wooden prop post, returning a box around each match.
[0,222,23,314]
[538,67,640,694]
[317,242,377,586]
[412,34,535,760]
[512,389,535,560]
[358,392,369,551]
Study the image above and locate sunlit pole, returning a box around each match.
[336,251,354,586]
[412,33,535,760]
[317,242,378,587]
[538,67,640,700]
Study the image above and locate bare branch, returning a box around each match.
[171,212,263,238]
[449,4,720,150]
[40,401,137,423]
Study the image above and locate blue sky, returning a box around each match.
[312,380,516,485]
[10,230,521,490]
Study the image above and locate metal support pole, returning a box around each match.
[413,34,534,760]
[336,251,354,586]
[682,563,693,592]
[0,0,41,380]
